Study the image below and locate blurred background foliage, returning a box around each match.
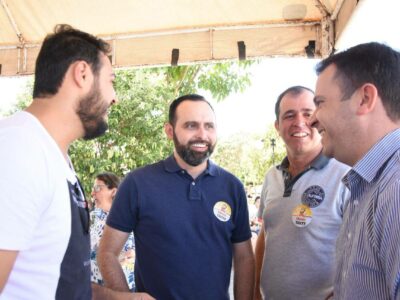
[7,61,286,195]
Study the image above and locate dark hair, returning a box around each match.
[275,86,314,121]
[96,172,120,189]
[33,24,111,98]
[254,196,261,204]
[316,42,400,121]
[168,94,214,126]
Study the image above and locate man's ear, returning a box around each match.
[111,187,117,198]
[356,83,378,116]
[274,120,279,132]
[71,61,92,89]
[164,123,174,140]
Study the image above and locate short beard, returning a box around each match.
[76,79,109,140]
[173,132,215,166]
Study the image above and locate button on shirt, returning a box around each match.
[336,128,400,300]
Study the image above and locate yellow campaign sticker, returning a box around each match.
[292,204,312,228]
[213,201,232,222]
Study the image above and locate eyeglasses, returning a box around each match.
[92,184,107,192]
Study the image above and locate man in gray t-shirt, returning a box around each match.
[254,86,350,300]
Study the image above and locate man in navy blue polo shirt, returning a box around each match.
[97,94,254,299]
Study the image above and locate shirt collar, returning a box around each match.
[350,128,400,183]
[277,151,330,172]
[164,155,181,173]
[163,155,218,176]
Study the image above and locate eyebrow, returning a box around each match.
[182,121,198,126]
[183,121,215,126]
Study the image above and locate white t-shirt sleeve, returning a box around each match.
[0,128,50,250]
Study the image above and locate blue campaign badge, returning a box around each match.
[301,185,325,208]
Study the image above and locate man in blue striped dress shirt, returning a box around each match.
[311,42,400,299]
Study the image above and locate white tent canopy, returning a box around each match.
[0,0,358,76]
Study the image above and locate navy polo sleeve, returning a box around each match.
[107,173,138,233]
[231,181,252,243]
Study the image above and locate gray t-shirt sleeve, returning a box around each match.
[258,173,269,219]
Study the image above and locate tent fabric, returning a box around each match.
[0,0,358,76]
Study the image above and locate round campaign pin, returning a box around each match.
[301,185,325,208]
[213,201,232,222]
[292,204,312,228]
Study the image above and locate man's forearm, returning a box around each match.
[254,228,265,300]
[97,252,129,292]
[234,254,255,300]
[233,240,255,300]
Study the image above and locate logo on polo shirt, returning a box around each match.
[292,204,312,227]
[301,185,325,208]
[213,201,231,222]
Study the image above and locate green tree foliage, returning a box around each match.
[9,62,253,194]
[5,79,34,115]
[74,62,253,193]
[70,68,174,191]
[250,129,286,183]
[212,124,286,186]
[5,61,255,194]
[165,61,253,100]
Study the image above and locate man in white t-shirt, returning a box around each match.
[0,25,154,300]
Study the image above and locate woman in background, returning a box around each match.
[90,172,135,291]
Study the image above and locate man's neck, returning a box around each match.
[25,98,81,160]
[287,148,321,177]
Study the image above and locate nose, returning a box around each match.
[293,113,307,126]
[196,126,208,140]
[91,190,96,197]
[111,91,118,105]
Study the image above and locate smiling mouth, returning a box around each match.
[190,142,209,151]
[291,132,309,138]
[192,142,207,147]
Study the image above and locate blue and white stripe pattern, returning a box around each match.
[335,128,400,299]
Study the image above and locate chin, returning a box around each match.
[83,122,108,140]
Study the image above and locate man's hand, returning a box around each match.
[92,283,156,300]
